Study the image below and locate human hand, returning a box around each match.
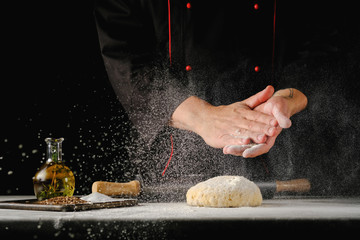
[223,89,298,158]
[223,127,282,158]
[195,86,279,148]
[170,86,279,149]
[254,94,292,128]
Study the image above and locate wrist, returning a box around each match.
[273,88,293,99]
[273,88,307,117]
[170,96,212,134]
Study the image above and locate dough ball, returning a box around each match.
[186,176,262,207]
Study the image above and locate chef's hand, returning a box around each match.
[170,86,279,149]
[223,88,308,158]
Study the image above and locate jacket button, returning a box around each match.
[254,66,260,72]
[186,2,191,9]
[186,65,192,71]
[254,3,259,10]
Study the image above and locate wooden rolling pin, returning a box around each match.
[92,180,141,197]
[256,178,311,199]
[92,178,310,199]
[275,178,311,193]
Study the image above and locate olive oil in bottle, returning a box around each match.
[33,138,75,200]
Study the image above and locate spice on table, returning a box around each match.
[36,196,88,205]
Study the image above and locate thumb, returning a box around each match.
[242,85,274,109]
[273,106,292,128]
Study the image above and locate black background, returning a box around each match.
[1,1,360,196]
[1,1,130,195]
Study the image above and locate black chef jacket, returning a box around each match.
[94,0,352,187]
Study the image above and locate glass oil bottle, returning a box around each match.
[33,138,75,200]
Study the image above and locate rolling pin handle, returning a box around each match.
[92,180,141,197]
[276,178,311,193]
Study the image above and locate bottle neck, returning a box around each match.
[45,138,64,163]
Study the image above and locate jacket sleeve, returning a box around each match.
[94,0,191,143]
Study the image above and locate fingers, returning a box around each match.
[220,126,270,147]
[236,107,278,126]
[223,143,269,158]
[232,106,278,137]
[223,145,253,156]
[235,118,278,137]
[220,135,251,147]
[224,128,281,157]
[243,131,278,158]
[226,128,268,144]
[273,106,292,129]
[243,143,269,158]
[242,85,275,109]
[223,143,268,157]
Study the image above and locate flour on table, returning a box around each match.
[80,192,120,203]
[186,176,262,208]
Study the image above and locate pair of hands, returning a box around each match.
[197,86,293,158]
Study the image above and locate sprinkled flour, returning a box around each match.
[80,192,120,203]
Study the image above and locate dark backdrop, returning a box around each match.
[1,1,360,196]
[1,1,131,195]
